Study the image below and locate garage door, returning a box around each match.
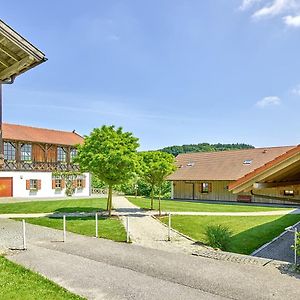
[0,177,13,197]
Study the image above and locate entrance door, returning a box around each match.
[0,177,13,197]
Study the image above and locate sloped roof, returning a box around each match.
[3,123,83,146]
[168,146,295,181]
[0,19,46,82]
[228,145,300,192]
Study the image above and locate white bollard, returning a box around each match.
[63,215,66,242]
[294,228,298,266]
[95,213,98,238]
[168,213,171,241]
[22,219,27,250]
[126,216,130,243]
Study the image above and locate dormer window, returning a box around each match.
[187,162,195,167]
[243,159,252,165]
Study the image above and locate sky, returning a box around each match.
[1,0,300,150]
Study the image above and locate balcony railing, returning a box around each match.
[2,160,80,172]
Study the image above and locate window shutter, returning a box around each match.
[72,180,77,188]
[26,180,30,190]
[81,179,86,189]
[294,190,299,196]
[209,183,213,193]
[52,179,56,189]
[279,190,285,196]
[37,180,42,190]
[61,179,65,189]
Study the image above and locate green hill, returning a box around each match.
[160,143,254,156]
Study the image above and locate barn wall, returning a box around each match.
[172,180,300,205]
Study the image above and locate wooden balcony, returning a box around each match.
[2,160,80,172]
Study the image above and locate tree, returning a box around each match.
[75,125,139,216]
[140,151,176,215]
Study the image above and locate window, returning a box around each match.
[243,159,253,165]
[284,190,294,196]
[55,179,62,189]
[70,148,77,162]
[4,142,16,160]
[57,147,66,162]
[201,182,210,193]
[30,179,38,190]
[21,144,32,161]
[77,179,83,189]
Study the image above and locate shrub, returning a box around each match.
[205,225,232,251]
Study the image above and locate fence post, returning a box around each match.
[126,216,130,243]
[22,219,27,250]
[294,227,298,266]
[168,213,171,241]
[63,215,66,242]
[95,213,98,238]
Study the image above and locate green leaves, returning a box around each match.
[75,125,139,186]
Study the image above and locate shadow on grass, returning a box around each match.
[52,207,104,213]
[229,214,300,256]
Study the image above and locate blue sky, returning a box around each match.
[2,0,300,150]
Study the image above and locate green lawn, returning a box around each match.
[21,216,126,242]
[0,256,83,300]
[161,214,300,254]
[0,198,107,214]
[127,196,292,212]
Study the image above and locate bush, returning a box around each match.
[205,225,232,251]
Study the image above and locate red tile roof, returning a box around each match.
[168,146,295,181]
[3,123,83,146]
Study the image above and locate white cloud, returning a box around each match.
[290,84,300,95]
[240,0,300,26]
[240,0,263,11]
[283,14,300,26]
[256,96,281,107]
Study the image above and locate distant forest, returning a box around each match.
[160,143,254,156]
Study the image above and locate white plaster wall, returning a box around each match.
[0,171,91,198]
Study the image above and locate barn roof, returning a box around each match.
[3,123,83,146]
[0,19,46,82]
[168,146,296,181]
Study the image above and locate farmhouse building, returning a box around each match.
[0,123,91,198]
[168,146,300,204]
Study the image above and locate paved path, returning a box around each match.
[253,222,300,263]
[2,219,300,300]
[112,196,201,254]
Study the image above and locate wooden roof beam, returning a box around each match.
[0,56,34,81]
[0,43,20,61]
[253,180,300,189]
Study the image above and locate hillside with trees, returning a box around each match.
[160,143,254,156]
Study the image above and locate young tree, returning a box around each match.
[75,125,139,216]
[140,151,176,215]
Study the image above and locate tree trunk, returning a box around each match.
[158,186,161,216]
[108,185,113,217]
[150,187,154,210]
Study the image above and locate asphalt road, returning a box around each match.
[253,223,300,263]
[3,220,300,300]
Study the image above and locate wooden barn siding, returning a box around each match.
[32,144,44,161]
[173,181,300,205]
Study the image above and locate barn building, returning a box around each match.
[168,146,300,205]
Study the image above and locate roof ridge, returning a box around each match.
[3,122,79,135]
[176,145,295,157]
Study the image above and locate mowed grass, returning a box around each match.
[127,196,293,212]
[0,256,84,300]
[0,198,107,214]
[161,214,300,254]
[21,216,127,242]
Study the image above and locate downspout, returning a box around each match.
[250,190,300,204]
[0,76,16,167]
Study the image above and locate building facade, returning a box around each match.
[0,123,91,198]
[168,146,300,205]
